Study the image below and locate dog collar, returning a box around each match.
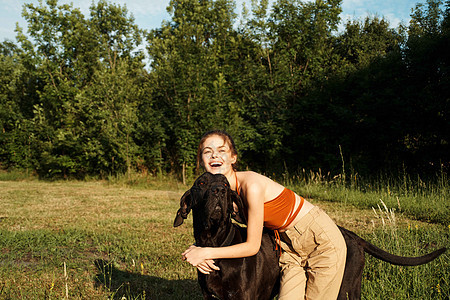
[220,224,236,247]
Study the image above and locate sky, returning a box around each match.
[0,0,423,42]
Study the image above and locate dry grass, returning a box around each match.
[0,180,198,299]
[313,199,434,233]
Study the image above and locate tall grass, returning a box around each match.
[361,200,449,299]
[0,169,36,181]
[286,168,449,225]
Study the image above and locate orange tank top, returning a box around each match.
[263,188,304,230]
[235,175,304,231]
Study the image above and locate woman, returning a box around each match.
[182,130,346,300]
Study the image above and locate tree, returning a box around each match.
[265,0,343,172]
[74,60,142,177]
[12,0,145,177]
[0,42,32,170]
[147,0,238,182]
[402,0,449,172]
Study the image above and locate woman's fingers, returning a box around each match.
[196,262,212,274]
[182,244,196,255]
[181,246,219,274]
[196,261,219,273]
[194,260,220,274]
[205,259,220,271]
[182,245,204,266]
[181,244,196,260]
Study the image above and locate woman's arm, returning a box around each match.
[182,182,265,268]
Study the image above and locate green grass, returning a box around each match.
[286,169,449,224]
[358,201,449,300]
[0,169,37,181]
[0,173,448,299]
[0,180,201,299]
[362,226,449,299]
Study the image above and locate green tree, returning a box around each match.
[13,0,145,177]
[74,60,141,177]
[264,0,343,172]
[402,0,449,172]
[335,16,404,69]
[0,42,32,170]
[147,0,238,182]
[2,0,448,178]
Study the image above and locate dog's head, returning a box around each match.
[174,172,247,230]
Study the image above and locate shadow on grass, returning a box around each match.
[94,259,202,299]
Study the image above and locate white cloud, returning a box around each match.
[110,0,169,17]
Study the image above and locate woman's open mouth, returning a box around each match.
[209,162,223,168]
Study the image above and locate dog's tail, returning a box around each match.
[340,226,447,266]
[363,241,446,266]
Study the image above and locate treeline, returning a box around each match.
[0,0,449,180]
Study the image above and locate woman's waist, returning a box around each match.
[278,195,314,232]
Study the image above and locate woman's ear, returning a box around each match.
[231,154,237,165]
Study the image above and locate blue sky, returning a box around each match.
[1,0,422,42]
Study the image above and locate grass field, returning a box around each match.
[0,174,448,299]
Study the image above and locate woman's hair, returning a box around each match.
[196,130,238,171]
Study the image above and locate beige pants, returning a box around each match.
[278,206,346,300]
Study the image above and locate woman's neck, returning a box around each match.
[227,171,238,192]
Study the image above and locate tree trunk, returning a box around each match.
[182,162,186,185]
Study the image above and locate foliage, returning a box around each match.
[0,0,448,179]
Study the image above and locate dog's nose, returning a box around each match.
[212,185,226,195]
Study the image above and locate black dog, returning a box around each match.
[175,172,446,300]
[174,172,279,300]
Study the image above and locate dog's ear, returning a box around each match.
[174,190,192,227]
[230,190,247,225]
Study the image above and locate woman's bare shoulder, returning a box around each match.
[239,170,275,180]
[237,171,280,190]
[237,170,263,177]
[237,171,284,199]
[236,171,260,186]
[237,171,269,182]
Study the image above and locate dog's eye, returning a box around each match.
[199,181,205,185]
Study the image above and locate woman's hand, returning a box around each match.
[182,245,220,274]
[196,259,220,274]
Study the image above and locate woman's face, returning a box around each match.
[201,135,237,176]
